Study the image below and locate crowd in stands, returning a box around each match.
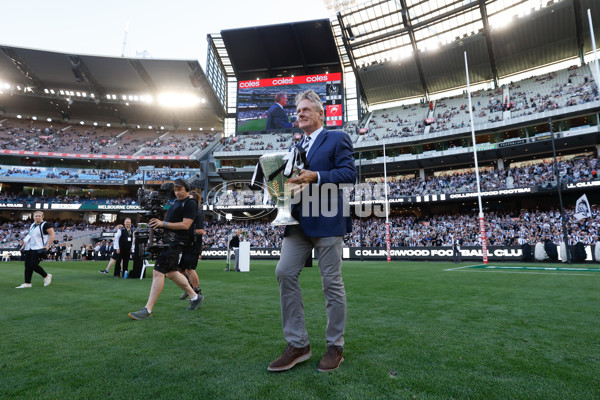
[201,203,599,249]
[1,203,598,252]
[139,133,216,156]
[358,64,599,144]
[209,155,598,204]
[0,191,138,205]
[347,155,598,200]
[0,165,193,182]
[0,120,219,156]
[0,218,106,249]
[510,65,599,118]
[220,132,293,152]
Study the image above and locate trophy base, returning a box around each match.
[271,215,300,226]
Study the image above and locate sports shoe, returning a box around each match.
[99,269,108,274]
[43,274,53,287]
[317,346,344,372]
[180,287,201,300]
[128,307,153,320]
[267,343,312,372]
[187,294,204,311]
[15,283,32,289]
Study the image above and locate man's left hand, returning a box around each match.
[288,169,318,195]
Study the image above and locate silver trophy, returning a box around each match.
[259,151,300,226]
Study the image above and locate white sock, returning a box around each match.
[190,294,198,301]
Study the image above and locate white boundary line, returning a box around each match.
[444,264,600,276]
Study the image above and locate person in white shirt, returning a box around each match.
[16,211,55,289]
[99,224,123,275]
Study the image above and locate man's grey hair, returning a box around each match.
[295,90,323,113]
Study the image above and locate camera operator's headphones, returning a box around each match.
[173,179,191,192]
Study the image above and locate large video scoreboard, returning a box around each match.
[236,72,343,133]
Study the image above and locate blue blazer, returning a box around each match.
[266,103,293,130]
[285,129,356,238]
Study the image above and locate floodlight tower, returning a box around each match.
[121,22,129,57]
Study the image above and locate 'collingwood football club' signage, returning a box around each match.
[199,246,543,261]
[198,246,598,261]
[566,181,600,189]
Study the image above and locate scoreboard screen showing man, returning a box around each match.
[236,73,343,133]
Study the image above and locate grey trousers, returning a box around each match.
[233,247,239,269]
[275,227,346,348]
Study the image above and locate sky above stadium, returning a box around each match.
[1,0,331,67]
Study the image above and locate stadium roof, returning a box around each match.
[0,46,225,129]
[337,0,600,104]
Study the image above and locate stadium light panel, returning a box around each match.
[79,121,84,125]
[160,126,165,130]
[44,89,49,94]
[148,126,152,129]
[93,122,98,126]
[32,116,37,120]
[50,89,55,94]
[16,115,22,119]
[106,123,111,127]
[46,118,52,122]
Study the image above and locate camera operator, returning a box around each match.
[128,179,204,320]
[179,191,205,300]
[16,211,54,289]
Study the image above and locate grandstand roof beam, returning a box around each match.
[128,60,158,96]
[398,0,428,98]
[67,55,107,98]
[1,46,68,115]
[573,0,586,64]
[478,0,499,88]
[0,46,47,92]
[337,12,368,102]
[347,1,480,51]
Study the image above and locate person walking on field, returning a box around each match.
[267,90,356,372]
[16,211,54,289]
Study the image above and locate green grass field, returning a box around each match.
[237,118,267,133]
[1,259,599,399]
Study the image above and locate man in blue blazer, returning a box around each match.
[265,92,298,130]
[268,90,356,373]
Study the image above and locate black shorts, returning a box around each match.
[154,244,183,274]
[179,250,200,270]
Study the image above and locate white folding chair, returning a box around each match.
[1,252,10,262]
[140,259,155,280]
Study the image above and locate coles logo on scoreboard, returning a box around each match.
[238,73,342,89]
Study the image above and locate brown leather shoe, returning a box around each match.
[317,346,344,372]
[267,343,312,372]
